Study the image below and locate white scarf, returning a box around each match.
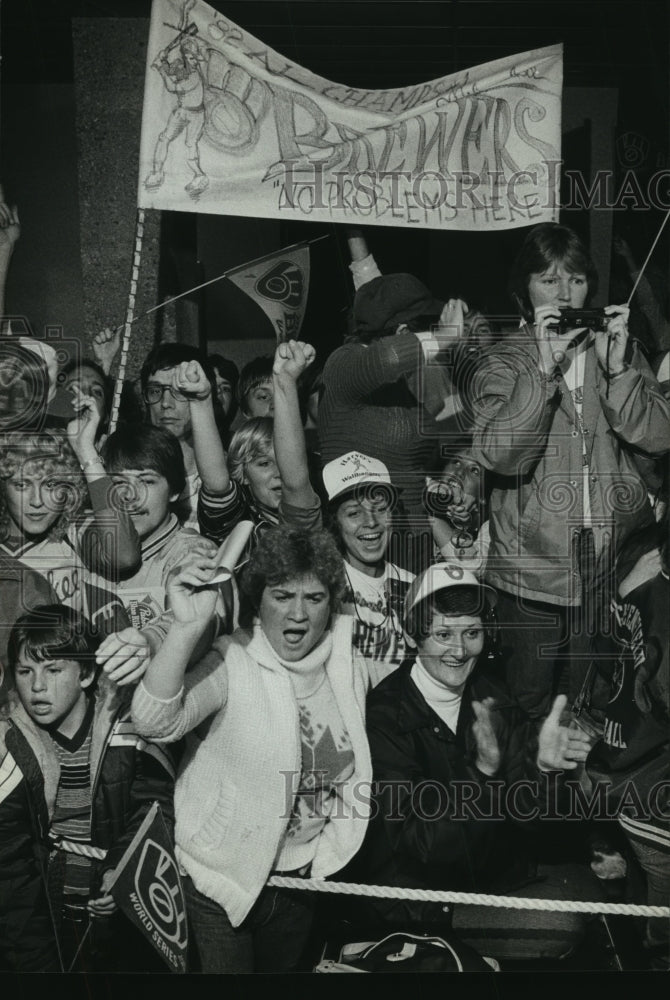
[249,625,333,699]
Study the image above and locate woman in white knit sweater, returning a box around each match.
[131,527,371,973]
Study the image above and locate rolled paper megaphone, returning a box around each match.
[208,520,254,584]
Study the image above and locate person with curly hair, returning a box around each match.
[131,526,372,973]
[0,411,138,646]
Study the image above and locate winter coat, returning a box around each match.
[351,658,556,926]
[471,329,670,604]
[0,680,175,964]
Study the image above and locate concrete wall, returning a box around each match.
[73,18,175,380]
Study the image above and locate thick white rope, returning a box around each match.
[266,875,670,918]
[109,207,145,434]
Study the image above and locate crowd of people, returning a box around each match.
[0,205,668,974]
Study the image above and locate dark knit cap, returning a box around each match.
[353,274,444,336]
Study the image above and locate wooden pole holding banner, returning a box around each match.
[108,207,146,434]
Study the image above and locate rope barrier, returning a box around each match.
[266,875,670,918]
[109,207,146,434]
[51,838,107,860]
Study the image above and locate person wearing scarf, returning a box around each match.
[131,526,371,974]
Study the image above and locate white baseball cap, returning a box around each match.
[404,562,497,619]
[323,451,395,503]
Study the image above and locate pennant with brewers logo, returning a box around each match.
[225,242,310,342]
[106,801,188,973]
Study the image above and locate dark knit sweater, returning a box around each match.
[317,333,440,511]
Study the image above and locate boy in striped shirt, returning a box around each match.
[3,604,175,971]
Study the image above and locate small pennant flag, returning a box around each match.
[226,242,310,342]
[106,801,188,973]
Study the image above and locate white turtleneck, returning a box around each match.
[411,657,464,734]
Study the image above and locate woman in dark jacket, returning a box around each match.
[352,563,601,962]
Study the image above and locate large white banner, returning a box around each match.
[138,0,562,230]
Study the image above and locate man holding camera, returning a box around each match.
[470,222,670,721]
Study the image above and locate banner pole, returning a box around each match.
[108,207,146,434]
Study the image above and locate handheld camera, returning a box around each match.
[555,308,609,334]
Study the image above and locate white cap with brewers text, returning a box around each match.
[404,562,497,619]
[323,451,394,502]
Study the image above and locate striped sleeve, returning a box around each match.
[0,749,23,806]
[197,482,248,544]
[619,814,670,854]
[109,718,176,779]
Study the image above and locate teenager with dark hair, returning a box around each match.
[0,633,60,972]
[471,222,670,719]
[103,422,187,502]
[507,223,599,322]
[2,605,175,972]
[102,423,218,650]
